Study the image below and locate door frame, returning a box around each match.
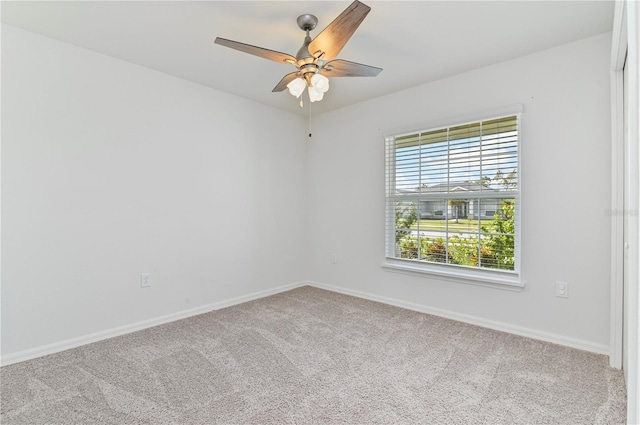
[610,2,639,424]
[610,0,627,371]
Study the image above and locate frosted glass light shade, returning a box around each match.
[311,73,329,93]
[308,86,324,102]
[287,77,306,98]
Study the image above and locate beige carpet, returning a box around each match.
[0,286,627,424]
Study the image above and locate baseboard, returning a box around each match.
[307,281,610,356]
[2,279,609,366]
[0,281,306,367]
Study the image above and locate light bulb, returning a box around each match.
[308,86,324,102]
[287,77,306,98]
[311,73,330,93]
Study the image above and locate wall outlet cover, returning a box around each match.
[141,273,151,288]
[555,281,568,298]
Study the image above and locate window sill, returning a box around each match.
[381,259,525,292]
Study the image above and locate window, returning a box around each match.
[385,115,520,283]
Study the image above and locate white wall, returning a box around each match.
[1,26,308,359]
[0,25,616,361]
[307,33,613,351]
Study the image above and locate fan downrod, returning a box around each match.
[297,14,318,31]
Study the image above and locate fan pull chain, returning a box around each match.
[308,94,312,138]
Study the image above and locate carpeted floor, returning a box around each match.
[0,286,627,424]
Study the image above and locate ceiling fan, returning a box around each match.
[214,0,382,103]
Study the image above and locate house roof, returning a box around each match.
[418,181,499,193]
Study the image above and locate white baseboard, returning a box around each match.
[1,279,609,366]
[307,281,610,356]
[0,281,306,367]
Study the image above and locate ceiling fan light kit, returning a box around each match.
[214,0,382,104]
[287,73,329,102]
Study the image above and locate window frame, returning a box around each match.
[383,112,523,291]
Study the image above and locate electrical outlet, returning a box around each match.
[141,273,151,288]
[555,281,568,298]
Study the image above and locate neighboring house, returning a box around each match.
[415,181,505,220]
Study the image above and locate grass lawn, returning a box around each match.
[410,219,485,233]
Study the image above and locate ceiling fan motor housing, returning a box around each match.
[297,14,318,31]
[295,29,324,85]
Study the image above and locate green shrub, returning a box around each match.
[481,199,515,270]
[447,235,478,266]
[425,238,452,263]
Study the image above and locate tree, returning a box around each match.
[492,169,517,190]
[395,203,417,243]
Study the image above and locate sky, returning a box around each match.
[391,123,518,194]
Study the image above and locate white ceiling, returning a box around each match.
[1,1,614,116]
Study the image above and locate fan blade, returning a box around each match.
[273,72,299,92]
[308,1,371,60]
[322,59,382,77]
[215,37,296,65]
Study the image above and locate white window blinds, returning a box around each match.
[385,115,519,273]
